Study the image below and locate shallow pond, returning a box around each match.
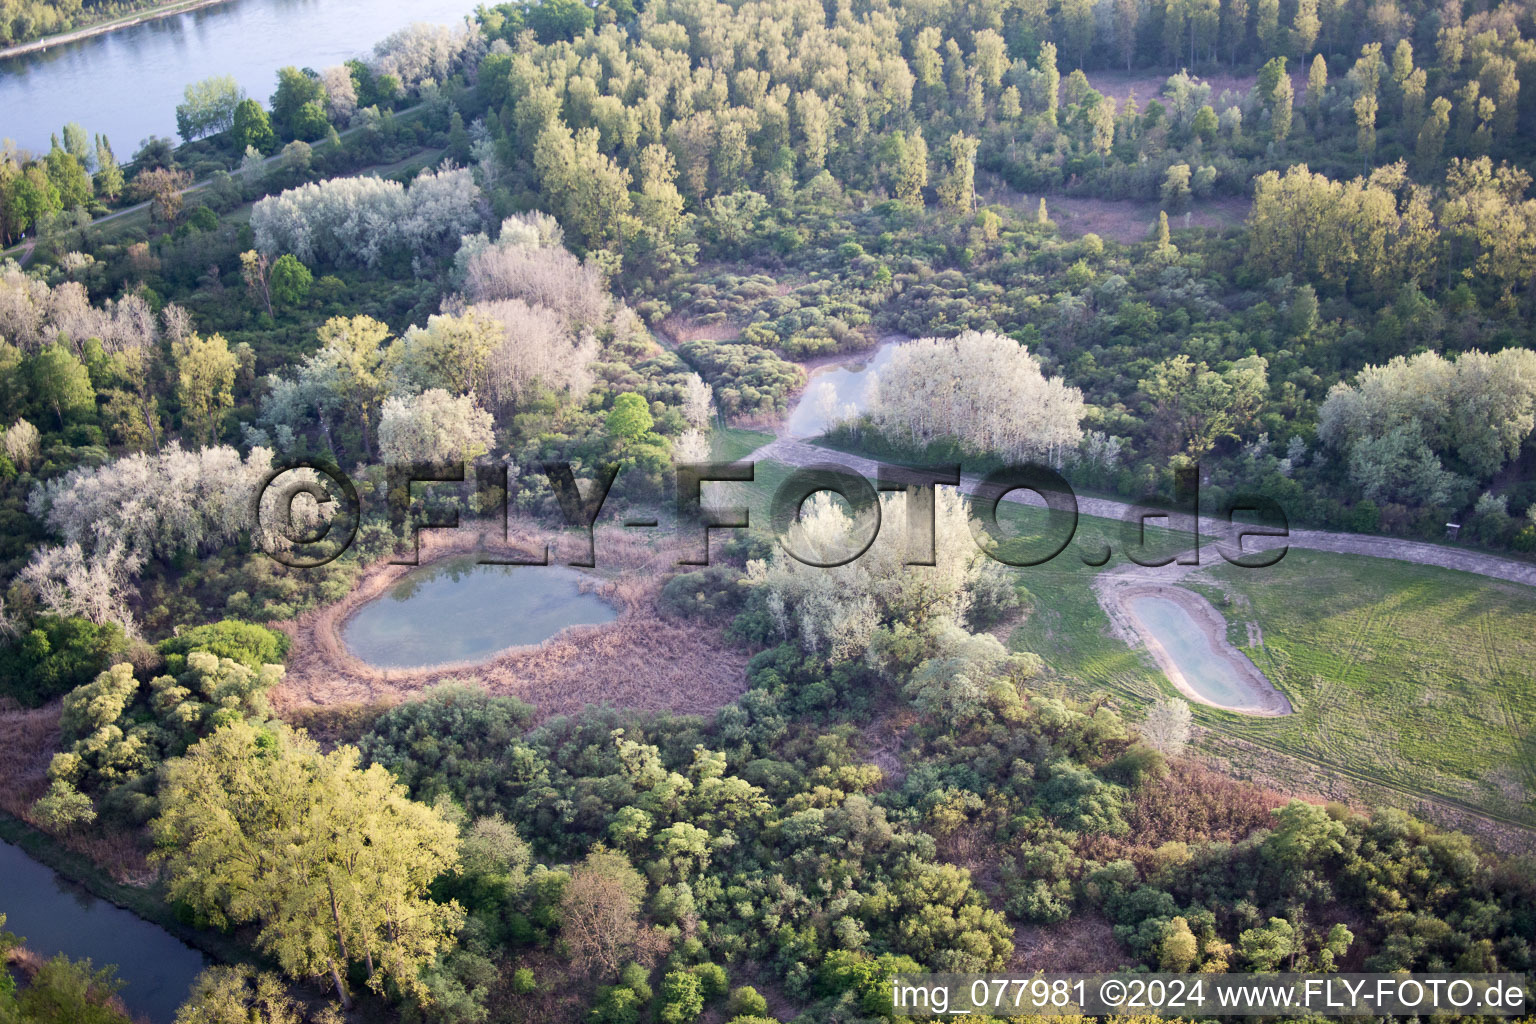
[784,341,899,439]
[1127,594,1281,713]
[341,557,618,669]
[0,840,209,1023]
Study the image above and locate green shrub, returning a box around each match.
[158,619,290,674]
[0,615,128,707]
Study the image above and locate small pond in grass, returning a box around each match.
[342,557,618,669]
[1127,594,1274,712]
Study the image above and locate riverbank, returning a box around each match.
[0,814,250,968]
[0,0,234,59]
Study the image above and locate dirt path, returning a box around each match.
[0,104,431,260]
[741,436,1536,588]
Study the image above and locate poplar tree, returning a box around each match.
[154,722,462,1008]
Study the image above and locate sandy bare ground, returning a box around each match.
[1084,67,1311,108]
[271,525,750,723]
[979,181,1252,243]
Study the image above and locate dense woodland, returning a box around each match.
[1,0,1536,1019]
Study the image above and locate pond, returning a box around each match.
[0,840,209,1023]
[784,340,900,439]
[0,0,477,153]
[1126,592,1290,714]
[341,557,619,669]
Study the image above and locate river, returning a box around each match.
[0,0,477,155]
[0,840,209,1022]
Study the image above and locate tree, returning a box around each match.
[232,99,277,154]
[154,722,463,1006]
[1307,54,1327,120]
[1114,0,1140,70]
[1089,98,1117,165]
[526,0,594,41]
[270,67,326,139]
[177,75,244,141]
[1240,918,1298,971]
[1319,348,1536,486]
[1255,0,1280,52]
[305,316,389,456]
[1141,697,1193,754]
[28,343,94,428]
[1290,0,1319,55]
[240,250,274,316]
[4,417,39,469]
[176,965,341,1024]
[657,971,704,1024]
[606,392,654,445]
[93,135,124,202]
[727,987,770,1019]
[377,389,493,466]
[0,615,128,707]
[868,331,1084,464]
[1416,96,1451,168]
[269,254,312,307]
[159,620,289,673]
[559,848,646,976]
[629,143,696,281]
[1038,42,1060,125]
[251,168,480,267]
[878,131,928,207]
[1161,164,1193,209]
[30,444,275,561]
[176,333,238,444]
[1160,916,1200,971]
[1140,354,1268,456]
[0,947,132,1024]
[131,166,192,226]
[1353,92,1378,163]
[1271,71,1294,141]
[45,145,93,209]
[747,486,1006,663]
[61,122,91,167]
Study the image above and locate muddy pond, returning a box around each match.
[341,557,618,669]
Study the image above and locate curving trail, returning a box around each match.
[743,436,1536,588]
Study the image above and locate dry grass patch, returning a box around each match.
[272,524,750,723]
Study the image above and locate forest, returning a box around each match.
[1,0,1535,1018]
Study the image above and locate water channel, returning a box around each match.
[0,840,208,1022]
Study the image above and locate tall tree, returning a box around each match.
[1114,0,1140,70]
[935,132,978,212]
[28,344,94,429]
[176,333,238,444]
[154,722,462,1007]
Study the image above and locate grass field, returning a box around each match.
[1007,541,1536,831]
[708,428,1536,833]
[1195,552,1536,827]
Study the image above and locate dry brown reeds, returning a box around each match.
[271,521,750,723]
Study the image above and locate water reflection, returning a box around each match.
[0,841,209,1023]
[0,0,474,152]
[342,557,619,669]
